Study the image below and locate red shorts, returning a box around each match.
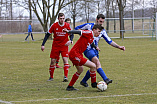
[69,52,87,66]
[50,44,69,59]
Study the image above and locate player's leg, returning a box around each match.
[82,56,112,85]
[61,46,70,82]
[92,56,107,80]
[30,33,34,41]
[83,60,97,88]
[56,56,62,68]
[62,57,69,82]
[82,49,112,85]
[47,58,56,81]
[80,49,96,87]
[48,45,59,81]
[25,32,30,40]
[92,56,112,85]
[66,65,83,91]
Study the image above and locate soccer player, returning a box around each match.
[56,18,72,68]
[65,18,71,24]
[25,22,35,41]
[41,13,74,82]
[63,24,104,91]
[75,14,125,87]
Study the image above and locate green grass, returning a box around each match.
[0,34,157,104]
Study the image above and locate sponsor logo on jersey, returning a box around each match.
[56,32,66,36]
[82,31,91,33]
[56,28,58,30]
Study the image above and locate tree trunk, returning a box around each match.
[112,0,116,33]
[117,0,126,38]
[28,0,32,21]
[72,1,77,29]
[10,0,13,19]
[106,10,109,33]
[119,4,124,38]
[113,9,116,33]
[105,0,110,33]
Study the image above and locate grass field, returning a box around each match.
[0,34,157,104]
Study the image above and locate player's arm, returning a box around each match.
[64,29,81,46]
[101,30,125,51]
[65,33,74,46]
[75,24,87,30]
[41,32,51,51]
[91,42,100,51]
[110,41,125,51]
[101,30,113,45]
[69,33,74,43]
[75,23,92,30]
[63,29,82,35]
[68,30,82,35]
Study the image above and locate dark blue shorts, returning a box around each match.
[84,49,99,61]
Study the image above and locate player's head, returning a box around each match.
[58,13,65,25]
[30,22,32,25]
[96,14,105,26]
[65,18,71,24]
[92,24,104,37]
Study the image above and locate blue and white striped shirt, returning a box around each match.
[75,23,112,51]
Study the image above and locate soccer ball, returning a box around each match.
[97,81,107,91]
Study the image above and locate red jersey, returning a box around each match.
[69,30,94,55]
[48,22,71,46]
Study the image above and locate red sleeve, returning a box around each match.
[65,22,71,30]
[48,23,54,34]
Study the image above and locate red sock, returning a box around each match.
[56,63,58,66]
[64,64,69,78]
[69,72,80,86]
[56,56,60,64]
[90,70,96,83]
[49,65,55,78]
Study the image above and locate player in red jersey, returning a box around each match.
[41,13,74,82]
[56,18,72,68]
[63,24,104,91]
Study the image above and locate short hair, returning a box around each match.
[92,24,104,31]
[65,18,71,22]
[96,14,105,20]
[58,13,65,18]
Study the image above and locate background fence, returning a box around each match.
[0,14,157,42]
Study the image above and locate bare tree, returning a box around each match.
[0,0,2,18]
[84,0,90,23]
[31,0,73,32]
[78,0,95,23]
[9,0,13,19]
[149,0,157,32]
[117,0,126,38]
[105,0,111,33]
[70,0,78,29]
[111,0,117,33]
[62,0,103,26]
[14,0,73,32]
[28,0,32,20]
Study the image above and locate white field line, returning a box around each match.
[0,100,12,104]
[0,93,154,103]
[0,47,51,50]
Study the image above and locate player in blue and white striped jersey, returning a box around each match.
[75,14,125,87]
